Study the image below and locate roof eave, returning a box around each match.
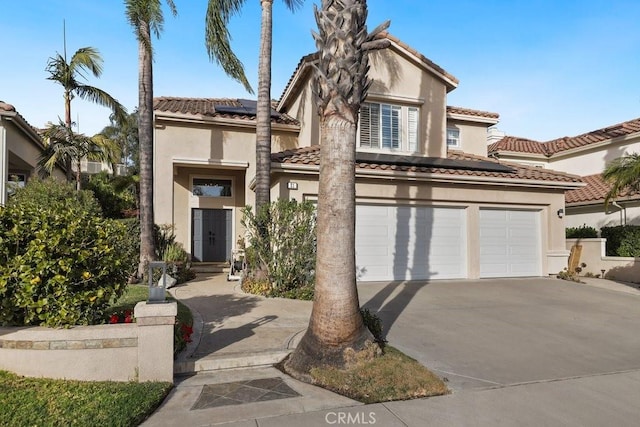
[154,111,300,132]
[447,112,499,125]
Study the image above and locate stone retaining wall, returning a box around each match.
[0,301,177,382]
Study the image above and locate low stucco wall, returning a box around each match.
[0,302,177,382]
[566,238,640,283]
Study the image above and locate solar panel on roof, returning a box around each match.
[355,152,515,173]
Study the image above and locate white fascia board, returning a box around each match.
[155,112,300,132]
[447,112,499,125]
[173,157,249,169]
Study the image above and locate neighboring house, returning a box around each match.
[488,118,640,229]
[0,101,65,205]
[154,33,582,281]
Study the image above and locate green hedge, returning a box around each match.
[566,224,598,238]
[0,179,137,326]
[601,225,640,257]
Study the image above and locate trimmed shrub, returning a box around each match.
[241,200,316,299]
[565,224,598,238]
[0,179,137,327]
[601,225,640,256]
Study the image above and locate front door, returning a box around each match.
[192,209,232,262]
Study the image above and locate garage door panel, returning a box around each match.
[356,205,466,281]
[479,209,541,278]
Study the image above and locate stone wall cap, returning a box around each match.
[134,301,178,318]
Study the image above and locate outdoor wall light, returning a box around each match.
[287,181,298,190]
[557,209,564,218]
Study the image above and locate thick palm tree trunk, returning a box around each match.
[285,0,381,378]
[137,20,156,278]
[255,0,274,210]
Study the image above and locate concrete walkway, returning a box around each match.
[142,274,640,426]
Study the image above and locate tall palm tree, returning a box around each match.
[47,42,127,182]
[125,0,176,278]
[94,111,139,175]
[206,0,303,210]
[603,153,640,208]
[125,0,255,278]
[285,0,389,378]
[40,120,113,190]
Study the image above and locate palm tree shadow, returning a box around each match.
[195,315,277,356]
[362,281,429,340]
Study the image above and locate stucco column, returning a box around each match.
[134,301,177,382]
[0,124,7,206]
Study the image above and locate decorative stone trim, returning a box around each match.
[0,337,138,350]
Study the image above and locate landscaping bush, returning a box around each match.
[565,224,598,238]
[241,200,316,299]
[601,225,640,256]
[0,179,137,327]
[360,308,385,347]
[84,171,136,219]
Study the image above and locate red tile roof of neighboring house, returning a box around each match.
[153,97,299,125]
[272,146,582,184]
[447,106,499,120]
[565,173,640,205]
[489,117,640,157]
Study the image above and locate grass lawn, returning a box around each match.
[308,346,449,404]
[0,370,172,426]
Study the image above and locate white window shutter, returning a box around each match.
[408,107,418,152]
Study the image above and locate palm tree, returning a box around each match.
[285,0,389,378]
[93,111,139,175]
[206,0,303,210]
[40,120,114,190]
[46,42,127,182]
[125,0,176,278]
[603,153,640,208]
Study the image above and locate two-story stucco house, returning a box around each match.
[153,33,582,281]
[1,101,65,205]
[488,118,640,230]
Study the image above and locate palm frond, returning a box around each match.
[69,47,104,79]
[74,85,128,123]
[602,153,640,208]
[205,0,253,93]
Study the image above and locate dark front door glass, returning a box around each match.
[192,209,232,262]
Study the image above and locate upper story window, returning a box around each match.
[192,178,232,197]
[359,102,419,152]
[446,127,461,148]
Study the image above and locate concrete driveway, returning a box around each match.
[358,277,640,391]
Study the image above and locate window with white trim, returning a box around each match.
[192,178,232,197]
[359,102,419,152]
[446,127,461,148]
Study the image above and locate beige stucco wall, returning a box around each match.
[566,238,640,283]
[549,139,640,176]
[273,170,568,279]
[154,119,298,256]
[367,48,448,158]
[448,120,491,157]
[285,76,320,149]
[0,302,176,382]
[566,202,640,230]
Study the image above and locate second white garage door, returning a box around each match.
[356,205,467,281]
[479,209,541,278]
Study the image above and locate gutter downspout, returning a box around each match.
[611,201,627,225]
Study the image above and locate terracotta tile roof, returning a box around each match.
[447,106,499,120]
[488,136,551,156]
[489,117,640,157]
[565,173,640,205]
[0,101,16,112]
[272,146,582,184]
[154,97,299,125]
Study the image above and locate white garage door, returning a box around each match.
[356,205,467,281]
[479,209,541,278]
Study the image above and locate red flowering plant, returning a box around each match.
[174,319,194,357]
[108,309,134,324]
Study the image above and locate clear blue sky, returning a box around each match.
[2,0,639,141]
